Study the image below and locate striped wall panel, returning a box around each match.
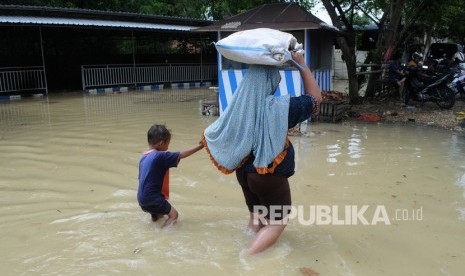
[137,84,164,91]
[170,81,212,89]
[218,69,332,112]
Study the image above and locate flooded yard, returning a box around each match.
[0,89,464,275]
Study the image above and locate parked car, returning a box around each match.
[425,43,464,72]
[427,43,463,60]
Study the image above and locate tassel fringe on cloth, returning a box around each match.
[202,65,291,174]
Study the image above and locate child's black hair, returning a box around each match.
[147,124,171,146]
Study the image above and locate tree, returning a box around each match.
[202,0,314,20]
[363,0,407,98]
[363,0,465,98]
[438,0,465,44]
[320,0,364,104]
[7,0,463,100]
[320,0,418,102]
[319,0,461,101]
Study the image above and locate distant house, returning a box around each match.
[0,5,216,96]
[0,3,340,102]
[194,3,339,112]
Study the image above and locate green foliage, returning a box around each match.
[428,0,465,43]
[204,0,275,19]
[0,0,75,7]
[0,0,314,19]
[0,0,206,18]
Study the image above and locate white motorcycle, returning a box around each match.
[447,63,465,100]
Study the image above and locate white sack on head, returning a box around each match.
[215,28,303,66]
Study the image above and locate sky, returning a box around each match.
[311,2,333,24]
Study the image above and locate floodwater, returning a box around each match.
[1,89,464,276]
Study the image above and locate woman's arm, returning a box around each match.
[291,52,322,104]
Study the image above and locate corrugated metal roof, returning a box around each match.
[194,3,340,33]
[0,15,196,31]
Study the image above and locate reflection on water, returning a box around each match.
[1,90,465,275]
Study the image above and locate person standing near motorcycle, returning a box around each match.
[404,53,431,105]
[389,53,407,103]
[403,51,455,109]
[453,51,464,64]
[408,53,430,77]
[450,62,465,96]
[408,52,423,67]
[409,53,432,78]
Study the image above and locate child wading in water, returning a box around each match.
[137,124,203,227]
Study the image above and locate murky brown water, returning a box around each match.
[1,90,464,275]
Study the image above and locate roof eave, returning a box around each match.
[0,4,212,27]
[194,23,341,34]
[0,15,199,31]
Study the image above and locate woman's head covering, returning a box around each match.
[202,65,290,174]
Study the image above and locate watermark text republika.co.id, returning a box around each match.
[253,205,423,225]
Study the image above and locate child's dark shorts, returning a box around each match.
[235,168,291,221]
[140,200,171,221]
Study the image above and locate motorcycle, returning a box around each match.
[403,66,455,109]
[447,63,465,100]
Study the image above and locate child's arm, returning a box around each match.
[179,142,204,159]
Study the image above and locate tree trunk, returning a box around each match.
[337,36,359,104]
[423,24,434,58]
[365,0,406,98]
[321,0,359,104]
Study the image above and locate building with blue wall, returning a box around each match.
[195,3,340,112]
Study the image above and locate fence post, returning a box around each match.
[81,65,85,91]
[39,27,48,95]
